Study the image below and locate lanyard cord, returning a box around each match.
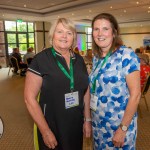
[51,47,74,91]
[91,52,111,93]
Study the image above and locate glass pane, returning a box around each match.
[29,44,34,49]
[17,22,27,32]
[0,32,5,43]
[0,21,4,31]
[87,43,92,49]
[87,35,92,42]
[5,21,16,31]
[18,34,27,43]
[8,44,17,54]
[87,27,92,33]
[28,22,34,32]
[28,33,34,43]
[7,34,16,43]
[19,44,27,54]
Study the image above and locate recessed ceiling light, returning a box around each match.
[136,2,139,5]
[24,4,26,7]
[124,10,126,13]
[110,6,112,9]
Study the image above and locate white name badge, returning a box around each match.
[90,94,98,111]
[65,91,79,109]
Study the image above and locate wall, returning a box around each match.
[35,22,87,52]
[120,25,150,50]
[34,21,51,53]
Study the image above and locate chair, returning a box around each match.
[9,56,26,76]
[138,73,150,117]
[8,57,14,75]
[26,57,33,65]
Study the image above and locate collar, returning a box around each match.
[53,48,76,60]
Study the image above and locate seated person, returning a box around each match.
[138,54,150,92]
[83,49,93,74]
[11,47,27,75]
[23,47,35,64]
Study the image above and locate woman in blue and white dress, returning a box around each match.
[89,13,141,150]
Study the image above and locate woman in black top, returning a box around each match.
[24,18,91,150]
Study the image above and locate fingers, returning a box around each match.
[85,130,91,138]
[113,140,124,148]
[83,121,92,138]
[42,131,58,149]
[47,141,57,149]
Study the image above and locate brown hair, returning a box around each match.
[49,18,77,51]
[92,13,123,58]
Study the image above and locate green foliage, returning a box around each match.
[5,21,35,54]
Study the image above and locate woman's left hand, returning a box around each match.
[112,128,126,148]
[83,121,92,138]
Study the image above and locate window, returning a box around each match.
[86,27,92,49]
[5,21,35,55]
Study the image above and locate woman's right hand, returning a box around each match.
[42,130,58,149]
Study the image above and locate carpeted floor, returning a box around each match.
[0,68,149,150]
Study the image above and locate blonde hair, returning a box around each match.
[49,18,77,50]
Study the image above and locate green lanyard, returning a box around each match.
[91,52,111,93]
[51,47,74,91]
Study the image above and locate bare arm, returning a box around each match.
[24,71,57,149]
[113,71,141,147]
[83,86,92,138]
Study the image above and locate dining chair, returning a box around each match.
[138,73,150,117]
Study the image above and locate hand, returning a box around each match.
[83,121,92,138]
[112,128,126,148]
[42,130,58,149]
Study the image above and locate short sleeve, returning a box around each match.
[122,48,140,76]
[28,54,42,77]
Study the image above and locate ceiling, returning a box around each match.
[0,0,150,27]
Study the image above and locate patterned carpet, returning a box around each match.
[0,68,149,150]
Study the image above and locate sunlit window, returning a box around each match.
[86,27,92,49]
[5,21,35,55]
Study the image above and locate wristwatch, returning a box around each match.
[120,123,128,132]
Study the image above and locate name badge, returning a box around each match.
[65,91,79,109]
[90,94,98,111]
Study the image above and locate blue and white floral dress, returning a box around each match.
[89,46,140,150]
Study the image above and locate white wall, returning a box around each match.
[120,26,150,51]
